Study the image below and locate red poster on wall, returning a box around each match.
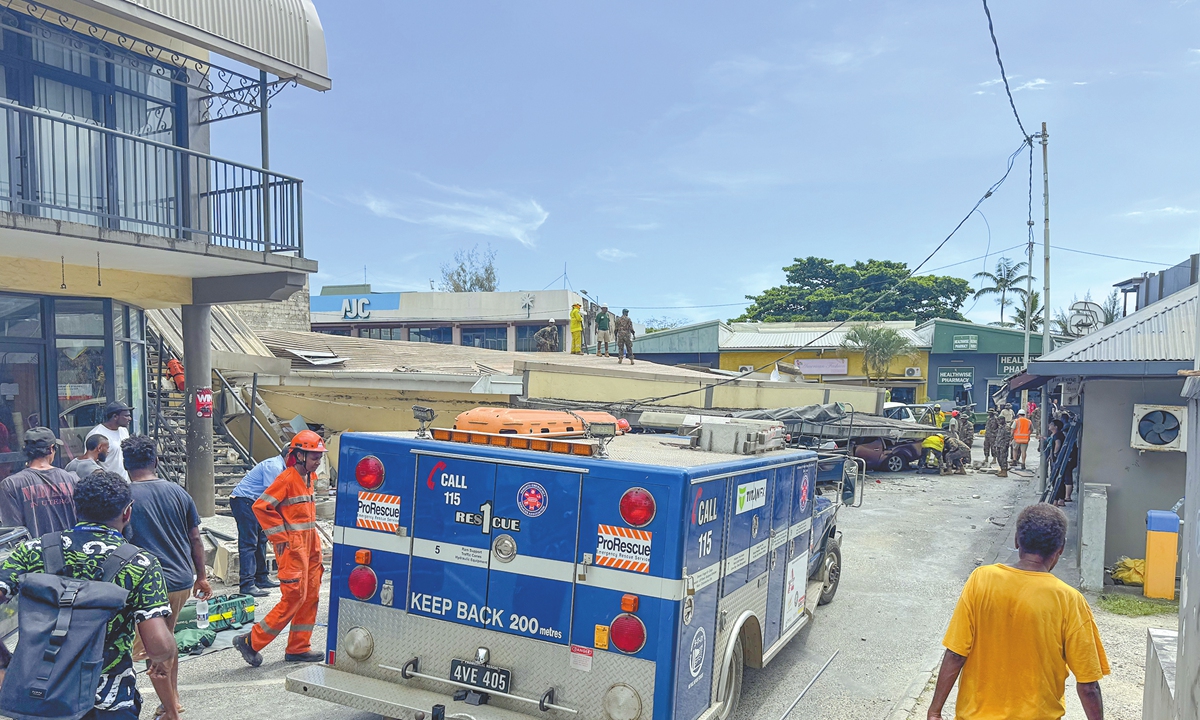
[194,388,213,419]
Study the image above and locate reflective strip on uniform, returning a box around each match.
[280,495,314,507]
[257,620,282,636]
[291,624,315,633]
[264,525,288,537]
[258,493,281,508]
[284,521,318,532]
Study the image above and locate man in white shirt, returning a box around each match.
[87,401,132,481]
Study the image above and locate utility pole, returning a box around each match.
[1038,122,1051,493]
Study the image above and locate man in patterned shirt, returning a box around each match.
[0,471,179,719]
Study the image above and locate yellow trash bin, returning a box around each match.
[1144,510,1179,600]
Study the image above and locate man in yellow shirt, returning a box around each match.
[927,503,1108,720]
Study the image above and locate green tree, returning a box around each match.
[439,244,498,292]
[840,324,916,384]
[972,257,1032,325]
[1100,289,1122,324]
[641,316,688,333]
[1009,290,1042,332]
[736,257,972,323]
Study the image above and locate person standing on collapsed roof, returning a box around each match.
[234,430,327,666]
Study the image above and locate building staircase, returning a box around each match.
[147,329,257,514]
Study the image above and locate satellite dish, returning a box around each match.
[1067,300,1104,336]
[520,293,535,318]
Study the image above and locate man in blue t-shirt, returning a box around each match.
[124,435,211,719]
[228,448,286,597]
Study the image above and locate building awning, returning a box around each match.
[80,0,331,90]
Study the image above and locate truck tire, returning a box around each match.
[715,635,744,720]
[817,541,842,606]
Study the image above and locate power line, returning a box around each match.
[605,139,1031,410]
[981,0,1030,141]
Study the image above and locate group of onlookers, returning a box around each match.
[0,402,210,720]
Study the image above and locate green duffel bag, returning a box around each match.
[201,593,259,632]
[175,627,217,656]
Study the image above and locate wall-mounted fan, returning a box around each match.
[1131,404,1188,452]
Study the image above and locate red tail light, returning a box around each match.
[355,455,385,490]
[610,613,647,654]
[619,487,656,528]
[348,565,378,600]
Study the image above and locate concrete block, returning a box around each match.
[1080,483,1108,592]
[1142,628,1177,719]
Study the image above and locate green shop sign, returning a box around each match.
[997,353,1037,376]
[937,367,975,386]
[952,334,978,351]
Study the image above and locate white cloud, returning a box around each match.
[978,77,1009,87]
[597,248,636,262]
[358,184,548,248]
[1123,206,1197,218]
[1073,81,1088,85]
[1012,78,1050,91]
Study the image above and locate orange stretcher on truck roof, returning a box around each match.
[454,408,623,436]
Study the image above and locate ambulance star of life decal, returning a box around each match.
[517,481,548,518]
[799,473,810,512]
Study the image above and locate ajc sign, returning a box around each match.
[342,297,371,320]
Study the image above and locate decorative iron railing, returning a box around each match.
[0,101,303,255]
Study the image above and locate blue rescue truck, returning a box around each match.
[287,425,861,720]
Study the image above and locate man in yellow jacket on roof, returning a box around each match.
[569,303,583,354]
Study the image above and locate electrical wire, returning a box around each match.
[602,139,1031,410]
[982,0,1030,141]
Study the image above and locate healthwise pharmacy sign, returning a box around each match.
[937,367,975,386]
[952,334,978,351]
[998,354,1037,377]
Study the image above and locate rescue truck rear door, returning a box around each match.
[408,452,582,645]
[763,465,795,648]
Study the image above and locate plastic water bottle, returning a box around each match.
[195,599,209,629]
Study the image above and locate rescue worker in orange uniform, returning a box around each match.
[234,430,326,666]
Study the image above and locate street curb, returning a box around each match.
[884,648,943,720]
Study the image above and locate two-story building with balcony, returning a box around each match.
[0,0,328,513]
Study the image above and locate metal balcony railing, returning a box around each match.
[0,101,303,256]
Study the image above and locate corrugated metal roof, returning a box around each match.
[720,327,928,350]
[147,306,275,358]
[90,0,330,90]
[1038,284,1197,363]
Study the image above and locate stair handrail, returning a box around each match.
[213,367,284,455]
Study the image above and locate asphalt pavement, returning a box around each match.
[150,453,1030,720]
[733,457,1028,720]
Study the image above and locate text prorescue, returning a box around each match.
[596,524,653,573]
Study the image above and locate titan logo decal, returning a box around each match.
[692,488,718,525]
[426,461,446,490]
[736,479,767,514]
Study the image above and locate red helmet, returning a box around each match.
[617,418,631,433]
[290,429,326,453]
[951,410,959,417]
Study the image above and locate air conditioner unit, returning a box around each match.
[1131,404,1188,453]
[904,367,922,378]
[738,365,754,373]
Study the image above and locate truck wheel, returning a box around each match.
[886,455,905,472]
[817,541,842,606]
[715,635,744,720]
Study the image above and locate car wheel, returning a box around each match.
[818,541,841,606]
[886,455,905,472]
[715,634,744,720]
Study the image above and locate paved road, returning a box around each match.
[160,462,1029,719]
[733,463,1026,720]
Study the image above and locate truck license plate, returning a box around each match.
[449,659,511,694]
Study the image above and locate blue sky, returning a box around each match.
[214,1,1200,326]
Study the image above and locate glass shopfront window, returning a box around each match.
[516,325,561,352]
[461,326,507,351]
[409,327,452,344]
[0,292,146,464]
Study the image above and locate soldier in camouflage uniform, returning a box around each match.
[943,435,971,475]
[614,309,635,364]
[958,410,975,448]
[534,320,560,352]
[992,414,1012,477]
[982,409,999,468]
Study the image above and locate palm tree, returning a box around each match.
[973,257,1032,325]
[1010,290,1043,333]
[840,324,915,385]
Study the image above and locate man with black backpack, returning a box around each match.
[0,471,179,720]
